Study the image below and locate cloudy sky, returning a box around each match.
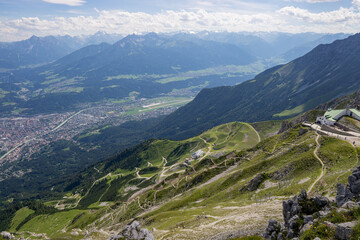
[0,0,359,41]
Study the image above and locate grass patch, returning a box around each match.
[273,104,305,117]
[9,207,34,232]
[19,209,85,237]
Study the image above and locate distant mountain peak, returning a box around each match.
[29,35,40,41]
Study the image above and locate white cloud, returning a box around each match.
[277,1,360,33]
[278,6,358,23]
[353,0,360,8]
[286,0,340,3]
[42,0,86,6]
[0,4,359,42]
[0,10,284,41]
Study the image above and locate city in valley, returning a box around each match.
[0,94,193,180]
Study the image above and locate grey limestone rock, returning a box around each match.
[323,221,336,230]
[107,220,154,240]
[303,215,313,224]
[336,207,349,213]
[288,215,300,231]
[298,127,308,135]
[336,165,360,206]
[274,190,330,239]
[336,183,347,207]
[343,200,358,209]
[0,232,14,240]
[247,173,266,191]
[350,179,360,194]
[264,219,281,240]
[318,210,330,218]
[287,229,295,239]
[335,222,357,240]
[314,195,328,208]
[300,221,312,234]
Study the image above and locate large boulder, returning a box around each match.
[269,190,330,239]
[107,221,154,240]
[335,222,357,240]
[263,219,282,240]
[336,165,360,207]
[247,173,266,191]
[0,232,14,240]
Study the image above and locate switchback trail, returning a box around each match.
[308,133,325,194]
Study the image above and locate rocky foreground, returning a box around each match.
[264,166,360,240]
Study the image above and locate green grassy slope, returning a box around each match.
[5,121,359,239]
[58,122,261,208]
[2,122,261,238]
[8,207,34,232]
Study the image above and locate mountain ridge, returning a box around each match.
[153,33,360,140]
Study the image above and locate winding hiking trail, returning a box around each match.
[308,133,325,194]
[199,137,213,161]
[243,122,261,143]
[135,168,150,180]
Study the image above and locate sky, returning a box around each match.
[0,0,360,41]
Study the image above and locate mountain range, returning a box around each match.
[153,33,360,140]
[0,31,350,116]
[189,31,349,61]
[0,33,259,115]
[0,32,123,70]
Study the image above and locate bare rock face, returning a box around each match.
[264,165,360,240]
[264,219,282,240]
[240,173,266,192]
[336,166,360,207]
[107,221,154,240]
[264,190,330,240]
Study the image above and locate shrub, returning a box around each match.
[352,222,360,239]
[300,222,335,240]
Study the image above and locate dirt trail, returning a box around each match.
[135,168,150,180]
[243,122,261,143]
[308,133,325,194]
[199,137,212,161]
[195,164,238,189]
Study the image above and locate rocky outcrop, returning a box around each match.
[278,121,294,134]
[107,221,154,240]
[248,174,266,191]
[264,165,360,240]
[264,190,330,240]
[240,173,266,192]
[336,166,360,207]
[335,222,357,240]
[0,232,14,240]
[264,219,282,240]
